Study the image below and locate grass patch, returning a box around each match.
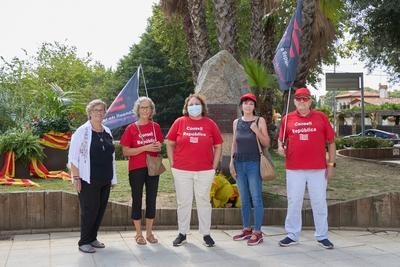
[0,160,176,203]
[2,152,400,207]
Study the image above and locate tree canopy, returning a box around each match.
[346,0,400,82]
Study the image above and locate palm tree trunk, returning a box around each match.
[183,9,201,81]
[188,0,211,69]
[261,2,275,72]
[212,0,237,57]
[250,0,264,61]
[294,0,315,88]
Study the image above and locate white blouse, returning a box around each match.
[68,121,117,184]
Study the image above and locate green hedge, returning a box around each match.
[113,142,126,160]
[336,137,394,149]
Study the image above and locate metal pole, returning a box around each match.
[282,88,292,145]
[360,74,365,135]
[333,89,337,134]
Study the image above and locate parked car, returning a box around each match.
[344,129,399,139]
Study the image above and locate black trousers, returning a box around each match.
[78,180,111,246]
[129,168,159,220]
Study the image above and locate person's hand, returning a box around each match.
[229,161,236,178]
[325,166,336,180]
[74,179,81,193]
[145,142,161,152]
[154,141,162,151]
[278,145,286,157]
[249,122,259,135]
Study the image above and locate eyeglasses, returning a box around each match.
[140,106,152,110]
[295,97,311,102]
[92,109,105,113]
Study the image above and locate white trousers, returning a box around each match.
[171,168,215,235]
[285,169,328,241]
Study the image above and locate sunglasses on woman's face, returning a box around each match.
[295,96,311,102]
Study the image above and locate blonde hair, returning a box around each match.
[132,96,156,118]
[182,94,208,116]
[86,99,107,119]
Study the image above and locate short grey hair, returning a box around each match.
[86,99,107,119]
[133,96,156,117]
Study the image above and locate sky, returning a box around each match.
[1,0,398,98]
[0,0,157,68]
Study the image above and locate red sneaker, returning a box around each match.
[233,229,253,241]
[247,232,263,246]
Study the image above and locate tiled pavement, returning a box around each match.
[1,226,400,267]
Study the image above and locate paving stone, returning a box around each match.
[306,248,357,262]
[3,227,400,266]
[13,233,49,241]
[362,253,400,267]
[261,226,287,236]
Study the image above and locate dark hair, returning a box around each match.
[182,94,208,116]
[240,99,257,116]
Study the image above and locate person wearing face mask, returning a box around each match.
[278,87,336,249]
[166,94,223,247]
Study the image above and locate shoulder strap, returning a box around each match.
[134,123,145,143]
[255,117,264,155]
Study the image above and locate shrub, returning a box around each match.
[113,141,127,160]
[31,117,72,137]
[0,130,45,165]
[352,137,393,148]
[336,136,393,149]
[335,137,356,149]
[161,142,167,158]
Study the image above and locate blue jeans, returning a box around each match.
[234,160,264,231]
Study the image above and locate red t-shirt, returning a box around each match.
[166,116,223,171]
[279,110,335,170]
[120,122,164,171]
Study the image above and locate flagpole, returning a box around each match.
[139,64,149,98]
[139,65,157,137]
[282,87,292,146]
[137,64,142,94]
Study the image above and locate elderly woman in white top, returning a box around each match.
[68,99,117,253]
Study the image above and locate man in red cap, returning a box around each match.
[277,87,336,249]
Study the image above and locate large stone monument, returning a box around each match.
[195,50,248,173]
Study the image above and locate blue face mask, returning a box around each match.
[188,104,202,117]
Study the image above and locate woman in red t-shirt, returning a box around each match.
[120,97,163,245]
[166,94,223,247]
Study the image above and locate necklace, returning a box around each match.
[96,130,105,151]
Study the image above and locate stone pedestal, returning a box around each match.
[195,50,249,174]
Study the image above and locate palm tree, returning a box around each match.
[294,0,338,87]
[160,0,211,82]
[250,0,264,62]
[261,0,278,71]
[187,0,211,73]
[212,0,237,57]
[242,58,279,147]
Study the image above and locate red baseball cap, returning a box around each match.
[294,87,311,96]
[240,93,257,102]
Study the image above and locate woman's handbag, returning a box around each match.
[146,153,166,176]
[255,118,276,181]
[135,123,166,176]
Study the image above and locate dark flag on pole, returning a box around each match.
[103,69,139,130]
[273,0,303,91]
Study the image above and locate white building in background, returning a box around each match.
[334,84,400,127]
[335,83,400,112]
